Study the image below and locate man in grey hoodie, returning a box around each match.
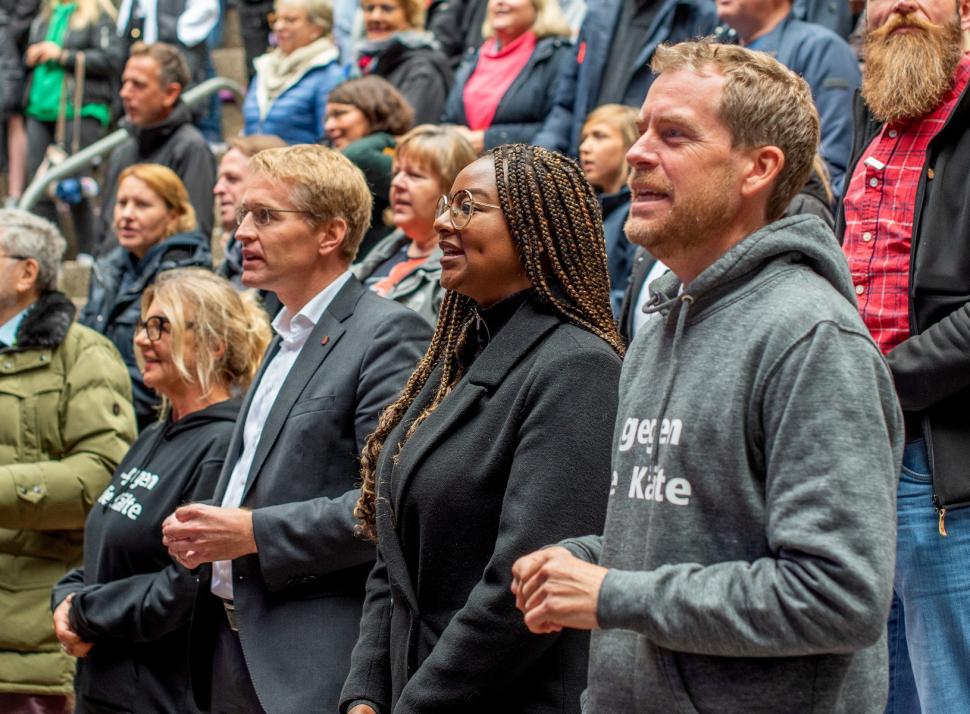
[512,41,904,713]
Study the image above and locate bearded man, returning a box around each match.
[511,41,904,713]
[836,0,970,710]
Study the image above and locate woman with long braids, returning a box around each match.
[340,144,623,714]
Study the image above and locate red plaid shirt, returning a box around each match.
[842,54,970,355]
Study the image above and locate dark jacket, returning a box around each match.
[52,400,240,714]
[78,231,212,430]
[342,131,396,260]
[533,0,717,154]
[99,102,216,247]
[0,291,135,696]
[352,229,444,326]
[600,186,635,317]
[442,35,573,150]
[340,294,620,713]
[360,31,452,126]
[188,277,432,714]
[0,0,40,114]
[427,0,487,68]
[836,83,970,514]
[26,7,123,111]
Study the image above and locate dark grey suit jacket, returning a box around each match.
[189,276,432,714]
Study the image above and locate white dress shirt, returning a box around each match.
[632,259,670,337]
[211,272,352,600]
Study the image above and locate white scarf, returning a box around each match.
[253,37,340,121]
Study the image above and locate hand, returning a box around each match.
[511,546,607,634]
[161,504,257,569]
[52,595,94,658]
[347,706,377,714]
[25,41,63,67]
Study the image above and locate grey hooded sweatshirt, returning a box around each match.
[563,215,903,713]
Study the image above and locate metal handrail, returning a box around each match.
[18,76,246,211]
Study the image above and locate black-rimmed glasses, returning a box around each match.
[435,190,501,230]
[136,316,194,342]
[0,254,30,261]
[235,205,312,228]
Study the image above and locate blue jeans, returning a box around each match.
[885,438,970,713]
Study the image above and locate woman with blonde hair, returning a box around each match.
[53,268,271,714]
[80,163,212,430]
[24,0,123,256]
[242,0,345,144]
[441,0,572,153]
[353,124,476,324]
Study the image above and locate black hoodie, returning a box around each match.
[52,399,240,714]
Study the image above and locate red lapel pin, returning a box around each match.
[321,335,330,345]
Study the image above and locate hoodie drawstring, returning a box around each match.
[642,293,694,474]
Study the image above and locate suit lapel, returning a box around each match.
[240,278,364,502]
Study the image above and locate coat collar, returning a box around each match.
[10,291,76,350]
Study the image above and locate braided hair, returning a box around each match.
[354,144,624,541]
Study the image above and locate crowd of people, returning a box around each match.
[0,0,968,711]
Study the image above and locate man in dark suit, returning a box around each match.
[162,144,432,714]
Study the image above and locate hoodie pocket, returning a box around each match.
[655,646,702,714]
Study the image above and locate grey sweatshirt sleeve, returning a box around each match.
[558,535,603,564]
[597,323,902,657]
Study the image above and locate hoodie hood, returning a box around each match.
[648,214,853,315]
[163,398,241,439]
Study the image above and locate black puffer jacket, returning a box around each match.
[26,7,123,111]
[0,0,40,114]
[836,83,970,515]
[79,231,212,430]
[359,31,452,126]
[442,35,573,150]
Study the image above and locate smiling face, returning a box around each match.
[213,149,251,233]
[363,0,411,40]
[273,2,324,55]
[324,102,371,148]
[114,175,179,259]
[624,69,744,263]
[579,121,629,194]
[135,297,194,399]
[390,154,445,245]
[488,0,538,41]
[433,157,531,305]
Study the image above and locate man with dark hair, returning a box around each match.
[837,0,970,708]
[99,42,215,250]
[513,42,903,712]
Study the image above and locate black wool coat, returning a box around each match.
[340,296,621,713]
[441,35,573,151]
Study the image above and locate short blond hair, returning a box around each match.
[651,41,820,221]
[118,163,197,237]
[482,0,570,39]
[250,145,373,262]
[395,125,477,194]
[581,103,639,151]
[139,269,272,418]
[276,0,333,35]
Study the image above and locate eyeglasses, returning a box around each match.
[0,254,29,261]
[136,316,194,342]
[235,205,312,228]
[436,190,501,230]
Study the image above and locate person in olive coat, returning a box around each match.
[341,145,623,714]
[0,209,135,712]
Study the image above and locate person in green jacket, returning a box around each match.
[0,209,136,713]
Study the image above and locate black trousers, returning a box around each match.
[210,601,267,714]
[25,115,102,257]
